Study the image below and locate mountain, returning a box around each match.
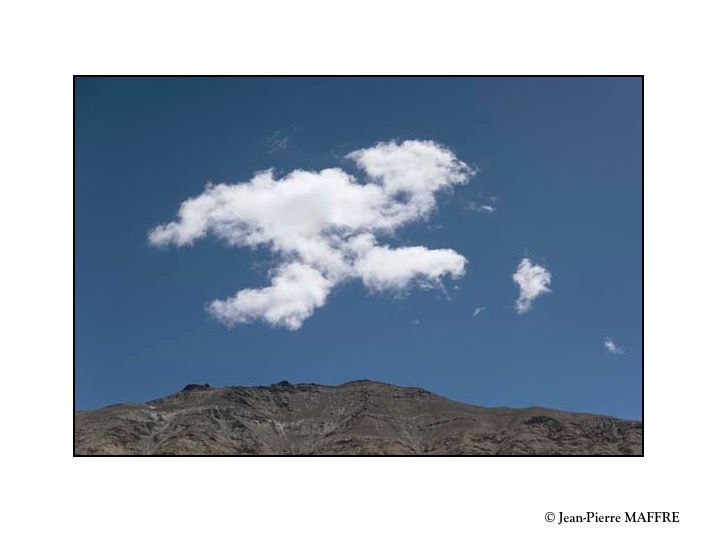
[74,380,642,456]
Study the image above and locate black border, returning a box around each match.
[73,75,644,457]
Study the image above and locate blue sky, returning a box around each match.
[75,76,641,419]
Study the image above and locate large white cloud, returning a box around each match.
[150,140,473,329]
[207,263,332,331]
[512,257,551,313]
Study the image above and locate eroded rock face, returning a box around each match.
[74,381,642,456]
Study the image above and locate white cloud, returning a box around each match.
[512,258,551,313]
[472,306,485,316]
[466,192,499,215]
[467,202,496,214]
[207,263,331,330]
[352,238,466,292]
[604,337,624,355]
[150,140,473,329]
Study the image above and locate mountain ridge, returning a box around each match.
[74,380,642,455]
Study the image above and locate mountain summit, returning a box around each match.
[74,380,642,455]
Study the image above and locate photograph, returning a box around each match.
[6,1,719,537]
[74,76,642,456]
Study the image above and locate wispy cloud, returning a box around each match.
[604,337,624,355]
[472,306,485,316]
[150,140,473,330]
[466,193,500,215]
[265,129,292,154]
[512,258,551,314]
[467,202,496,214]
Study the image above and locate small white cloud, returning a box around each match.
[512,258,551,314]
[472,306,485,316]
[467,201,497,214]
[466,192,499,215]
[604,337,625,355]
[150,139,473,330]
[411,319,420,325]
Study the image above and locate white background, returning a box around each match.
[1,0,718,538]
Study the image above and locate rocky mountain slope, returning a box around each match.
[74,380,642,455]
